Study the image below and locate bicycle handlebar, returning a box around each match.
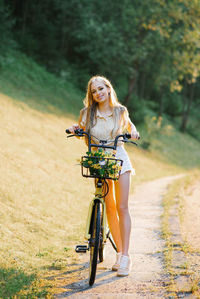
[66,128,138,151]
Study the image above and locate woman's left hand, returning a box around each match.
[131,130,140,140]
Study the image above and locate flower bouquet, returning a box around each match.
[81,148,123,180]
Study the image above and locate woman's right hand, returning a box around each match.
[131,130,140,140]
[68,124,80,134]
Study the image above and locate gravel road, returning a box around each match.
[54,175,184,298]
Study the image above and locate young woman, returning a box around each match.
[69,75,140,276]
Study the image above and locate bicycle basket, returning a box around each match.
[81,156,123,180]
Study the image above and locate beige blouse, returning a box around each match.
[79,107,134,145]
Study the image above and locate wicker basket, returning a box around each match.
[81,156,123,180]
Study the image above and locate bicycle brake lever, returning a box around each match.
[129,141,138,146]
[67,133,84,138]
[122,139,138,146]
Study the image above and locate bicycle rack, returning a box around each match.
[75,245,89,253]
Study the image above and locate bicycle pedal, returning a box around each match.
[75,245,88,253]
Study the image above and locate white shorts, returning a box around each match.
[115,146,135,175]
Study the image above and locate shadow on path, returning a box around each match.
[48,261,123,298]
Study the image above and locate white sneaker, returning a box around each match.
[117,255,132,276]
[112,252,122,271]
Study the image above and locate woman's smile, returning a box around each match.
[91,81,109,104]
[97,95,104,100]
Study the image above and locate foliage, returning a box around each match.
[141,115,174,149]
[126,94,147,124]
[1,0,200,135]
[146,116,174,137]
[164,92,183,117]
[151,0,200,89]
[0,0,17,52]
[81,149,122,179]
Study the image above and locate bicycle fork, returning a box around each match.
[75,182,107,253]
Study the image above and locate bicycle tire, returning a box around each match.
[89,201,101,286]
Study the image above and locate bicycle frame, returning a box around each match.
[85,179,107,243]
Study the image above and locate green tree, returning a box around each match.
[2,0,200,133]
[0,0,16,53]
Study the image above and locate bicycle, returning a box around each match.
[66,128,137,286]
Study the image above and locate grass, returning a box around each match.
[139,116,200,169]
[0,50,84,116]
[0,268,35,298]
[0,268,49,298]
[0,50,200,297]
[0,93,91,296]
[161,171,200,297]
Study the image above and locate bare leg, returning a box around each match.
[104,179,122,252]
[114,171,131,256]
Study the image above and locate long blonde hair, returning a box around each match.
[81,75,130,137]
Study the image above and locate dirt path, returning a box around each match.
[53,175,183,298]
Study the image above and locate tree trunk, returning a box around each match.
[140,71,146,100]
[180,84,194,132]
[21,0,29,37]
[59,7,67,57]
[124,76,137,105]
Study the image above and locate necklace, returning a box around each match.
[97,109,113,118]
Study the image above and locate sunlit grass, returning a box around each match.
[161,171,200,297]
[0,91,200,296]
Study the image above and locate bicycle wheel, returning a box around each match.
[89,201,101,286]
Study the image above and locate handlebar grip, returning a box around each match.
[125,133,140,140]
[66,128,84,135]
[75,129,83,134]
[124,133,131,139]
